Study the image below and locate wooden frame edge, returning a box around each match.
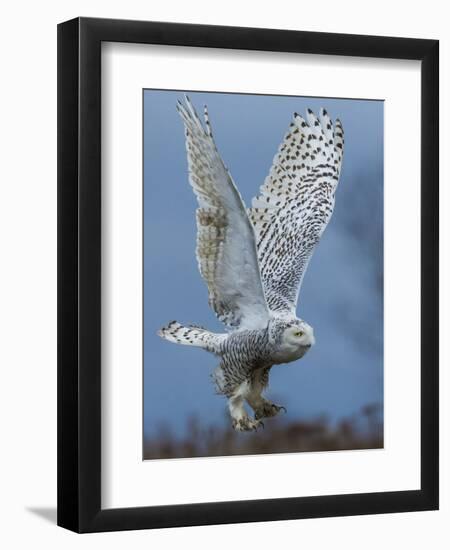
[57,17,439,533]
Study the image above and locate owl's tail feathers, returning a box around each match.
[157,321,221,350]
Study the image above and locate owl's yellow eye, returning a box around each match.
[294,330,304,337]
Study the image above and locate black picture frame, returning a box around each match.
[57,16,439,533]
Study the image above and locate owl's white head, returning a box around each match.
[283,321,315,349]
[268,318,315,364]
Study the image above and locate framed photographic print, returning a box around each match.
[57,17,439,532]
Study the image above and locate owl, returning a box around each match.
[158,96,344,431]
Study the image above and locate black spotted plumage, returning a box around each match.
[249,108,344,313]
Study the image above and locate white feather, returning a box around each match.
[248,107,344,314]
[178,96,270,330]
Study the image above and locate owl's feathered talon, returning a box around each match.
[232,416,264,432]
[254,401,287,420]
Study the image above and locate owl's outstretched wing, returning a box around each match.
[248,108,344,315]
[177,96,270,330]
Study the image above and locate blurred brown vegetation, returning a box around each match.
[144,403,383,460]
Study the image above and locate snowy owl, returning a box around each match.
[158,96,344,431]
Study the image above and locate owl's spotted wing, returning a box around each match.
[249,108,344,314]
[177,97,270,330]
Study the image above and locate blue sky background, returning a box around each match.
[143,90,384,440]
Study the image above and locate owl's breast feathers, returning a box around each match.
[220,323,306,368]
